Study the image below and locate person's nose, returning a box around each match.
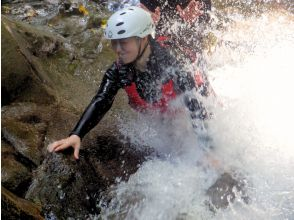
[112,41,122,54]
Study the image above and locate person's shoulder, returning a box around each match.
[150,38,178,65]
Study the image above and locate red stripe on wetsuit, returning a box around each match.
[124,79,177,113]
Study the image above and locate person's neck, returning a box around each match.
[135,44,151,72]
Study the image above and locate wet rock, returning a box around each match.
[206,172,250,212]
[24,31,61,57]
[86,14,104,29]
[1,141,32,196]
[1,102,54,123]
[46,0,61,4]
[63,0,71,10]
[7,12,62,58]
[48,13,88,36]
[1,16,57,106]
[1,17,36,105]
[23,5,38,20]
[1,103,55,166]
[25,136,146,219]
[71,28,105,59]
[1,3,143,219]
[2,15,106,111]
[58,0,87,16]
[2,119,46,166]
[0,102,144,219]
[1,5,12,14]
[1,0,13,4]
[1,186,44,220]
[92,0,108,4]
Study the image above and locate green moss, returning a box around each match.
[3,120,37,145]
[68,62,79,73]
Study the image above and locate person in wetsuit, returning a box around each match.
[140,0,215,97]
[48,6,209,160]
[140,0,211,25]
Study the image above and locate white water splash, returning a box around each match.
[98,11,294,220]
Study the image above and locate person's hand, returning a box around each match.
[139,3,161,24]
[176,0,203,23]
[47,135,81,160]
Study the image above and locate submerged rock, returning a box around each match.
[206,172,250,211]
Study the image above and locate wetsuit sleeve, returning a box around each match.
[70,63,120,139]
[174,70,209,120]
[184,94,209,120]
[198,71,213,97]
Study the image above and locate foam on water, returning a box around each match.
[98,11,294,220]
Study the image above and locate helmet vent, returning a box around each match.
[117,30,126,34]
[128,8,134,10]
[116,22,124,26]
[120,12,126,15]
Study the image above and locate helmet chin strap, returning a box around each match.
[133,37,149,64]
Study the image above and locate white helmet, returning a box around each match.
[104,6,155,40]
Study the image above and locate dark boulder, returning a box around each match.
[25,135,146,219]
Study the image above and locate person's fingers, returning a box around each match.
[48,135,81,159]
[47,139,65,152]
[73,146,80,160]
[54,142,72,152]
[47,143,55,152]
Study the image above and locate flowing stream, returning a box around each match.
[97,9,294,220]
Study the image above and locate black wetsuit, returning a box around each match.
[70,39,209,139]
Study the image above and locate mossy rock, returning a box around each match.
[1,102,54,166]
[1,186,44,220]
[1,141,32,197]
[1,16,57,106]
[2,119,46,166]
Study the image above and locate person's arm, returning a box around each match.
[196,70,217,98]
[48,63,121,159]
[174,68,210,120]
[70,63,121,139]
[176,0,203,23]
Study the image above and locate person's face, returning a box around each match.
[111,37,143,64]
